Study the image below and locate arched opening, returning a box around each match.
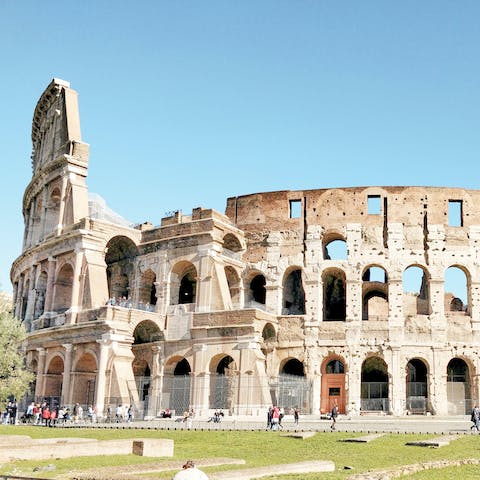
[248,274,266,306]
[223,233,243,253]
[321,358,346,414]
[44,355,64,401]
[322,268,346,321]
[21,278,30,321]
[71,352,97,406]
[179,272,196,304]
[132,359,151,402]
[53,264,74,313]
[44,187,61,235]
[164,358,191,414]
[105,236,137,301]
[447,358,471,414]
[324,238,347,260]
[210,355,237,410]
[262,323,276,342]
[138,269,157,309]
[403,266,431,315]
[445,266,469,314]
[361,357,389,412]
[225,266,241,307]
[406,358,429,414]
[34,271,47,319]
[283,268,305,315]
[362,266,388,321]
[133,320,163,344]
[170,262,197,306]
[278,359,309,411]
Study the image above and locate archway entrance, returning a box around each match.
[321,358,346,414]
[447,358,471,414]
[168,358,191,414]
[406,359,428,414]
[361,357,389,412]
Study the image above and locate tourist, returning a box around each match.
[330,401,338,431]
[471,404,480,432]
[172,460,209,480]
[293,406,300,426]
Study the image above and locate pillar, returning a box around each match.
[94,335,111,418]
[43,257,57,313]
[61,344,73,405]
[35,348,46,400]
[68,249,84,324]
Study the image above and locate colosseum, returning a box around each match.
[10,79,480,419]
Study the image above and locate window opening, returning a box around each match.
[367,195,381,215]
[448,200,463,227]
[289,200,302,219]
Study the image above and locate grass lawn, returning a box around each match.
[0,425,479,479]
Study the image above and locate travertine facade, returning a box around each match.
[11,79,480,418]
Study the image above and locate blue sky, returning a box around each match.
[1,1,480,294]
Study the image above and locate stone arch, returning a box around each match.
[406,358,429,414]
[362,265,388,320]
[52,263,74,312]
[44,355,64,398]
[44,186,61,235]
[262,323,276,342]
[170,261,197,305]
[322,268,346,321]
[321,356,346,414]
[282,267,305,315]
[210,355,237,410]
[132,320,163,344]
[323,232,347,261]
[403,265,431,315]
[361,356,389,412]
[71,352,97,406]
[447,357,471,415]
[245,271,266,306]
[225,266,241,307]
[34,270,48,319]
[278,358,308,410]
[445,265,470,314]
[132,358,151,402]
[21,277,30,320]
[164,357,191,414]
[105,235,137,300]
[138,269,157,307]
[223,233,243,253]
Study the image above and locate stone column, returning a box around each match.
[430,277,446,343]
[61,344,73,405]
[196,250,214,313]
[68,249,84,324]
[265,283,282,315]
[35,348,46,400]
[470,281,480,342]
[44,257,57,313]
[94,336,111,418]
[389,347,405,415]
[56,173,69,235]
[430,346,449,415]
[347,349,362,416]
[148,346,164,416]
[237,341,259,415]
[191,344,209,414]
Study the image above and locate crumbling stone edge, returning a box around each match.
[347,458,480,479]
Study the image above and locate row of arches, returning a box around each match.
[15,237,471,325]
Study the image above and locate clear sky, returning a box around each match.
[1,0,480,294]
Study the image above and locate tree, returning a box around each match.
[0,294,34,402]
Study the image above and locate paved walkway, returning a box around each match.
[59,414,476,435]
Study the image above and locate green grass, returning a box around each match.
[0,426,479,479]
